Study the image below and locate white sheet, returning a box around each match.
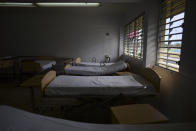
[0,105,196,131]
[45,75,156,96]
[77,62,114,67]
[65,61,127,76]
[35,60,56,71]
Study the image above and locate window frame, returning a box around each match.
[123,13,145,60]
[156,0,186,72]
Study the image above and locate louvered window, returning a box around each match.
[123,15,144,59]
[157,0,185,72]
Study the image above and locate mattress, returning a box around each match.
[35,60,56,71]
[0,105,196,131]
[77,62,114,67]
[65,61,127,76]
[45,75,156,96]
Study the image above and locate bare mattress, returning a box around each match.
[45,74,156,96]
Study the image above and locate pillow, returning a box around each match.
[41,70,56,95]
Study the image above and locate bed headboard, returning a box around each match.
[75,57,81,64]
[41,70,56,95]
[64,64,71,70]
[142,68,161,92]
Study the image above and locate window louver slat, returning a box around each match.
[123,14,144,59]
[157,0,185,72]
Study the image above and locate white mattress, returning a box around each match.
[45,75,156,96]
[65,61,127,76]
[77,62,114,67]
[35,60,56,71]
[0,105,196,131]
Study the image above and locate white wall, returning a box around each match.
[0,4,131,62]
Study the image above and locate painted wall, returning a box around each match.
[0,4,132,62]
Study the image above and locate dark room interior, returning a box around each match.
[0,0,196,130]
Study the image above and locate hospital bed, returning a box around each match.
[21,67,160,113]
[21,59,56,74]
[43,71,157,106]
[42,71,156,97]
[20,56,72,74]
[19,59,56,81]
[64,61,129,76]
[0,105,196,131]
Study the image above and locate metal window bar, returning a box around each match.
[160,40,183,42]
[158,62,179,69]
[158,57,179,62]
[159,33,183,38]
[159,46,181,48]
[160,25,183,32]
[160,18,184,26]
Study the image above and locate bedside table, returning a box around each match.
[111,104,168,124]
